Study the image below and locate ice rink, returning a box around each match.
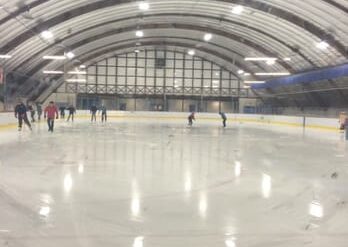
[0,119,348,247]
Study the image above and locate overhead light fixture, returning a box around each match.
[0,54,12,59]
[237,70,244,74]
[138,2,149,10]
[243,73,251,76]
[266,60,276,65]
[66,51,75,59]
[244,81,265,84]
[188,50,195,56]
[316,41,329,50]
[204,33,212,41]
[79,65,86,69]
[283,57,291,61]
[243,85,251,89]
[43,55,66,60]
[245,57,277,61]
[41,30,53,39]
[43,70,64,74]
[136,30,144,37]
[254,72,291,76]
[66,78,87,82]
[231,5,244,15]
[67,71,86,75]
[134,49,140,53]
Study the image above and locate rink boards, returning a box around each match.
[0,111,340,131]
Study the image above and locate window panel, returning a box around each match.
[147,59,155,67]
[137,77,145,86]
[156,77,164,86]
[98,76,106,84]
[175,60,183,68]
[222,71,230,79]
[175,53,183,59]
[147,69,154,77]
[118,57,126,66]
[184,78,192,87]
[194,60,202,69]
[175,69,183,77]
[108,66,116,76]
[128,77,135,85]
[166,68,174,77]
[156,69,164,77]
[137,68,145,77]
[88,66,96,74]
[98,60,106,66]
[147,77,154,85]
[147,51,155,58]
[118,67,126,76]
[138,58,145,67]
[166,59,174,68]
[203,79,211,87]
[185,59,193,69]
[194,70,201,78]
[128,58,136,67]
[118,76,126,85]
[222,80,229,88]
[108,57,116,66]
[127,67,136,76]
[193,79,202,87]
[184,69,193,78]
[203,70,211,78]
[87,75,96,83]
[98,66,107,75]
[166,78,174,86]
[204,61,211,69]
[167,52,174,59]
[107,76,115,85]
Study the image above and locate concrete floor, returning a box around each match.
[0,119,347,247]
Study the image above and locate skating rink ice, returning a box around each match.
[0,118,347,247]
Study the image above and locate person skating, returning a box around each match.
[14,101,32,131]
[188,112,195,126]
[36,103,42,121]
[90,105,97,122]
[67,105,76,122]
[219,112,227,128]
[59,106,66,119]
[27,103,36,122]
[100,105,107,122]
[44,101,59,132]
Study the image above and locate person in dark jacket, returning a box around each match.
[90,105,98,122]
[219,112,227,127]
[14,101,32,131]
[67,105,76,122]
[100,105,107,122]
[27,103,36,122]
[36,103,42,121]
[59,106,66,119]
[188,112,195,126]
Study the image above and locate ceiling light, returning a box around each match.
[43,70,64,74]
[245,57,277,61]
[254,72,291,76]
[138,2,149,10]
[41,30,53,39]
[188,50,195,56]
[43,55,66,60]
[66,78,87,82]
[283,57,291,61]
[316,41,329,50]
[136,30,144,37]
[232,5,244,14]
[244,81,265,84]
[237,70,244,74]
[79,65,86,69]
[243,73,251,76]
[204,33,212,41]
[67,71,86,75]
[0,54,12,59]
[243,85,251,89]
[266,60,276,65]
[134,49,140,53]
[66,51,75,59]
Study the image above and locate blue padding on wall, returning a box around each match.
[253,63,348,89]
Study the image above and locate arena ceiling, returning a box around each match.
[0,0,347,86]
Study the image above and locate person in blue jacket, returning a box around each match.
[14,101,32,131]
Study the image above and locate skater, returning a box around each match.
[100,105,107,122]
[36,103,42,121]
[27,103,36,122]
[188,112,195,126]
[14,101,32,131]
[59,106,66,119]
[219,112,227,127]
[44,101,59,132]
[90,105,97,122]
[67,105,76,122]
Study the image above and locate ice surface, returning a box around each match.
[0,119,347,247]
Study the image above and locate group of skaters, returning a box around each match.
[15,100,227,132]
[188,111,227,127]
[14,101,76,132]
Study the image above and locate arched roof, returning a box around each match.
[0,0,346,81]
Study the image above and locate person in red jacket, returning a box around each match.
[44,101,59,132]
